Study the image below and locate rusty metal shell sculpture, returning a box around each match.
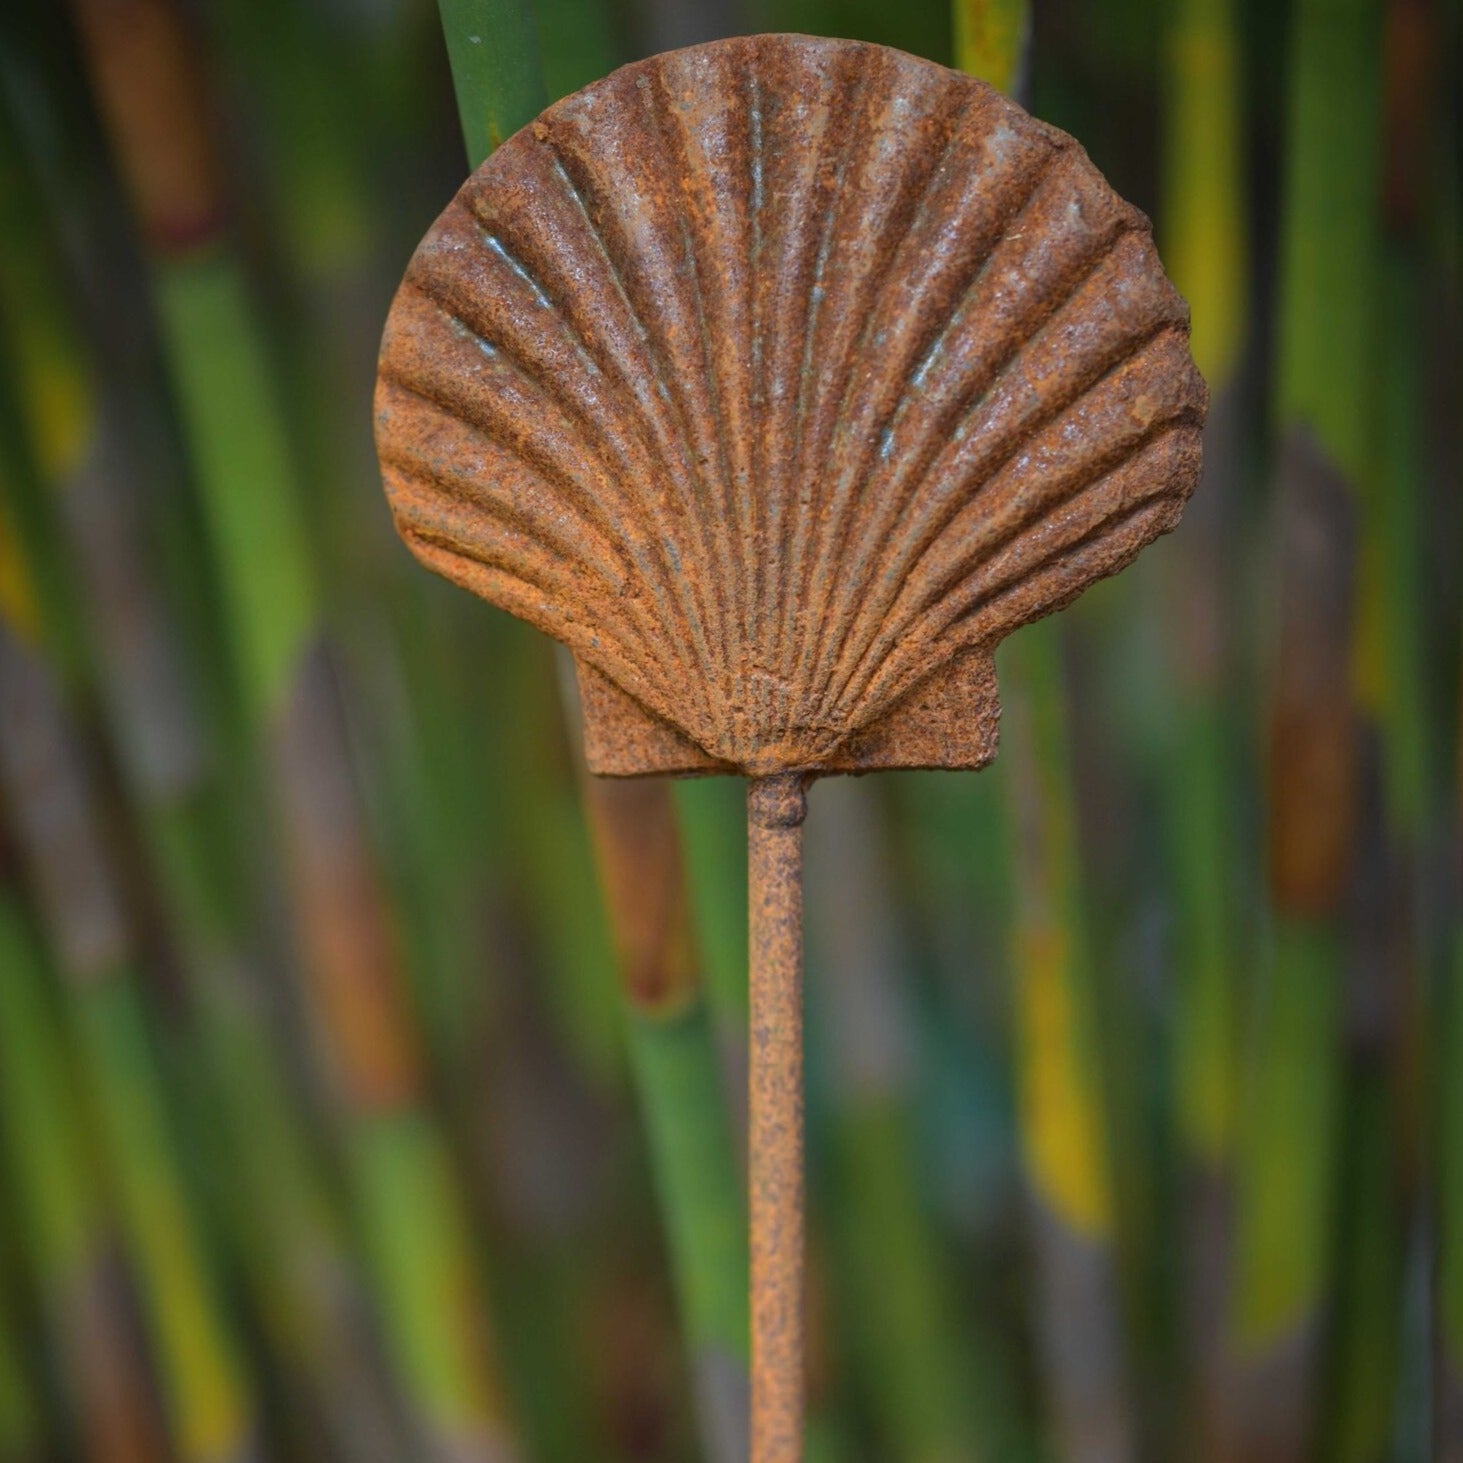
[375,33,1206,779]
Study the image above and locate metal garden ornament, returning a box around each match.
[375,33,1205,1462]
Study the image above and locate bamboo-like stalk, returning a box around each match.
[953,11,1137,1460]
[62,2,519,1454]
[213,0,534,1146]
[1327,1067,1405,1463]
[999,623,1138,1463]
[676,776,752,1041]
[204,0,501,1168]
[435,0,631,1094]
[1438,47,1463,1452]
[581,772,751,1463]
[806,778,995,1462]
[953,0,1030,97]
[1444,665,1463,1458]
[0,597,258,1461]
[0,850,168,1463]
[0,187,256,1457]
[1326,5,1436,1455]
[1159,0,1249,1450]
[438,0,548,173]
[1228,0,1385,1457]
[433,10,764,1459]
[0,1265,43,1463]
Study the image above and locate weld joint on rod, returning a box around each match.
[748,772,809,830]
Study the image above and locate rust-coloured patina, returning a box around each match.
[376,35,1205,780]
[375,33,1205,1462]
[746,773,808,1459]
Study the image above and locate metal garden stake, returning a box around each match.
[375,34,1206,1462]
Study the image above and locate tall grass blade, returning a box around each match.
[0,846,169,1463]
[807,778,996,1462]
[0,1259,45,1463]
[1323,4,1439,1452]
[582,773,751,1463]
[1328,8,1451,1451]
[1443,675,1463,1452]
[999,622,1138,1463]
[1230,0,1385,1455]
[439,0,548,168]
[0,583,258,1460]
[953,0,1030,96]
[1159,0,1250,1449]
[954,11,1137,1459]
[429,9,767,1459]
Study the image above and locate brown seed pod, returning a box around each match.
[375,34,1205,779]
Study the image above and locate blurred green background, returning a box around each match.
[0,0,1457,1459]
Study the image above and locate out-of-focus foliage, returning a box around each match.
[0,0,1455,1460]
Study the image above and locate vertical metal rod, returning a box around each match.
[747,772,808,1463]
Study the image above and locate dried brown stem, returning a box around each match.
[747,773,808,1463]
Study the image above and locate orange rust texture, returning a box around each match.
[68,0,227,253]
[374,36,1208,1460]
[747,774,807,1463]
[274,642,423,1111]
[375,34,1206,780]
[580,773,700,1011]
[1267,431,1359,917]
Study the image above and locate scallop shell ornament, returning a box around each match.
[376,34,1206,778]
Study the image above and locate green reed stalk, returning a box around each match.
[1446,73,1463,1393]
[676,777,751,1042]
[0,1265,42,1463]
[432,10,762,1455]
[807,778,995,1462]
[202,0,397,596]
[1439,60,1463,1398]
[0,856,168,1463]
[0,613,256,1459]
[582,775,751,1463]
[468,646,623,1460]
[1361,0,1432,863]
[0,245,255,1458]
[205,0,506,1146]
[1327,1071,1405,1463]
[1160,0,1250,1450]
[953,0,1030,96]
[1229,0,1385,1457]
[1162,0,1247,1188]
[1327,8,1438,1450]
[1445,677,1463,1457]
[998,622,1138,1463]
[63,2,518,1454]
[439,0,548,169]
[502,643,625,1087]
[955,12,1136,1460]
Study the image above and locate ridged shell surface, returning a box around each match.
[376,34,1206,777]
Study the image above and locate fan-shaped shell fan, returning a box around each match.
[375,34,1206,779]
